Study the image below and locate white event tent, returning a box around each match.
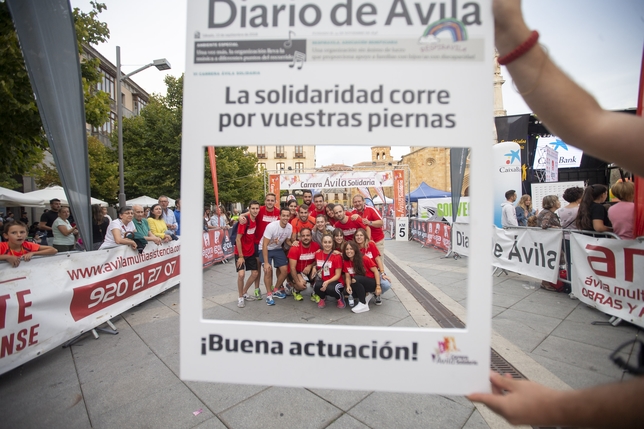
[0,186,48,207]
[25,186,108,207]
[126,195,175,207]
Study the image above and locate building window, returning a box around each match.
[133,96,147,115]
[276,145,285,158]
[92,111,117,136]
[257,147,266,159]
[97,71,116,100]
[295,162,304,172]
[295,146,304,158]
[276,162,285,172]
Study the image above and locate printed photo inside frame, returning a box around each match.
[181,0,494,395]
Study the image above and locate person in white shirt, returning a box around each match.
[501,189,519,227]
[260,208,293,306]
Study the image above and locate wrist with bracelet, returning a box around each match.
[498,30,539,66]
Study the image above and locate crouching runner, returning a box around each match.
[287,227,319,302]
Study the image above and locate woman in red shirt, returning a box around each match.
[1,221,57,267]
[342,240,380,313]
[311,233,345,309]
[354,228,392,305]
[332,228,345,252]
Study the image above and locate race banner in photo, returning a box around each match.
[452,222,471,256]
[418,197,470,223]
[492,227,562,282]
[181,0,495,395]
[203,229,235,268]
[279,171,393,191]
[409,219,451,252]
[570,234,644,328]
[269,174,280,195]
[0,243,181,375]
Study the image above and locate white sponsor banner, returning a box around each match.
[533,136,583,169]
[571,234,644,328]
[182,0,495,395]
[452,222,470,256]
[0,243,180,375]
[492,227,562,282]
[545,146,558,182]
[492,142,522,228]
[280,171,393,191]
[419,197,470,223]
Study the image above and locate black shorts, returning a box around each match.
[253,244,260,258]
[235,254,258,272]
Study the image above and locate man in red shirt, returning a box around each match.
[235,201,260,308]
[333,204,370,242]
[309,193,326,218]
[287,227,319,301]
[239,193,280,298]
[350,195,385,256]
[290,204,316,241]
[301,190,313,208]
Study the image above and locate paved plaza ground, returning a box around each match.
[0,239,641,428]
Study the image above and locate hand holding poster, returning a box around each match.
[181,0,495,395]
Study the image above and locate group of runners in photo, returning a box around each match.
[233,190,391,313]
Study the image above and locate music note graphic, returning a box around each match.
[289,51,306,70]
[284,31,295,49]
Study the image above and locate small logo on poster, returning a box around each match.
[432,337,478,365]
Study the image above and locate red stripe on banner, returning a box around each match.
[635,49,644,237]
[0,277,27,285]
[69,256,180,321]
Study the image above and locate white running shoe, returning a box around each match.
[352,302,369,313]
[365,293,373,305]
[237,297,245,308]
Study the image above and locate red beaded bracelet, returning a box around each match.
[498,30,539,65]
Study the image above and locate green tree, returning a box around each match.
[204,147,264,206]
[31,136,120,204]
[121,74,263,204]
[120,76,183,198]
[0,1,110,179]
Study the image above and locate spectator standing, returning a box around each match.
[39,198,61,245]
[558,187,583,230]
[158,195,177,233]
[535,196,561,230]
[260,208,293,306]
[101,207,112,222]
[608,181,635,240]
[174,198,181,236]
[515,194,536,227]
[99,206,137,250]
[19,210,29,224]
[132,205,162,246]
[91,204,110,250]
[209,206,229,229]
[576,184,612,233]
[501,190,518,227]
[52,206,77,252]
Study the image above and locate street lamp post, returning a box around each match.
[116,46,171,207]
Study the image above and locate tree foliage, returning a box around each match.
[0,1,110,179]
[121,74,263,205]
[204,147,264,206]
[32,136,120,204]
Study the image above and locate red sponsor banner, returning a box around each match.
[207,147,220,207]
[202,229,234,268]
[393,170,406,218]
[409,219,451,253]
[635,50,644,237]
[269,174,280,196]
[70,256,179,321]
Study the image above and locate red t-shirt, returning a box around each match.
[0,241,40,257]
[342,256,377,279]
[314,250,344,284]
[290,216,316,237]
[359,241,381,261]
[333,216,365,241]
[351,206,384,243]
[255,206,280,244]
[309,207,326,219]
[235,218,257,257]
[287,241,319,273]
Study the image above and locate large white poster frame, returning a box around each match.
[181,0,493,395]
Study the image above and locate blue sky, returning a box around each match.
[72,0,644,166]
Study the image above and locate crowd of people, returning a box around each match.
[232,190,390,314]
[1,195,182,267]
[501,179,635,241]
